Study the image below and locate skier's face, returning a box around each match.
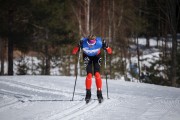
[87,39,96,48]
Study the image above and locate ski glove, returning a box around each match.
[106,47,112,54]
[102,40,108,49]
[78,40,83,48]
[102,40,112,54]
[72,46,79,55]
[72,40,83,55]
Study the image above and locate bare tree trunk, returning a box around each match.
[45,29,50,75]
[0,38,5,75]
[157,0,161,48]
[0,38,2,74]
[67,46,71,76]
[42,56,45,75]
[8,9,14,75]
[113,1,124,42]
[169,0,178,87]
[90,0,93,34]
[71,0,91,36]
[79,8,82,37]
[0,38,2,75]
[86,0,90,35]
[137,37,141,81]
[171,32,177,86]
[45,45,50,75]
[108,0,113,43]
[164,26,168,57]
[101,0,106,37]
[112,0,115,42]
[145,32,150,48]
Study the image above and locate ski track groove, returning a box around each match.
[0,79,69,94]
[0,89,32,112]
[138,97,180,120]
[0,77,108,120]
[46,100,100,120]
[0,77,97,119]
[0,79,84,99]
[0,95,20,112]
[0,89,32,98]
[0,78,85,113]
[0,100,21,113]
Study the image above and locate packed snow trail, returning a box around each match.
[0,76,180,120]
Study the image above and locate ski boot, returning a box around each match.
[85,89,91,104]
[97,90,103,103]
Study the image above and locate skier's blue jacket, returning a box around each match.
[82,37,102,56]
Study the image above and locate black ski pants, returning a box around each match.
[83,53,102,74]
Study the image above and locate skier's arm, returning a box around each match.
[102,40,112,54]
[72,46,79,55]
[72,40,83,55]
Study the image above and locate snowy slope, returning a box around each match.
[0,76,180,120]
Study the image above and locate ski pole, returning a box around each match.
[104,49,109,99]
[72,48,81,101]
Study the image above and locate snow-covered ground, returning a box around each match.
[0,76,180,120]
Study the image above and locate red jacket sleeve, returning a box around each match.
[72,46,79,55]
[106,47,112,54]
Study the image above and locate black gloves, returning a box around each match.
[78,40,83,48]
[102,40,108,50]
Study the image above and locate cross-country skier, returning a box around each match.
[72,35,112,103]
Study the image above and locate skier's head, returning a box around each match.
[87,35,96,45]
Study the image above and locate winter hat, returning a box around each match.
[87,35,96,45]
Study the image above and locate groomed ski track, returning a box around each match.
[0,76,107,120]
[47,99,102,120]
[0,76,180,120]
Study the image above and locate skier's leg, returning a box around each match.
[93,54,102,90]
[85,89,91,101]
[85,73,92,90]
[83,55,93,100]
[84,56,93,90]
[93,55,103,100]
[95,72,103,100]
[97,90,103,103]
[95,72,102,91]
[85,73,92,101]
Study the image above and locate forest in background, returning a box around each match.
[0,0,180,87]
